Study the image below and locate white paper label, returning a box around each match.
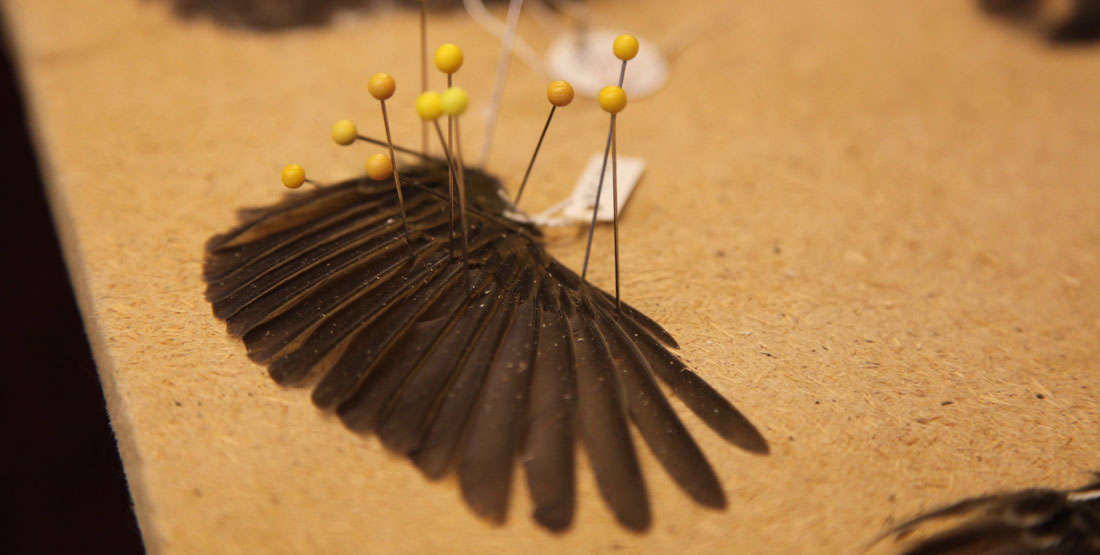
[531,153,645,226]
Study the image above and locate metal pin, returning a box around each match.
[580,35,638,310]
[580,86,627,311]
[415,91,460,183]
[368,73,412,245]
[441,87,472,294]
[515,81,574,205]
[435,44,464,258]
[419,1,429,155]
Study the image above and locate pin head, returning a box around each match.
[546,80,574,107]
[598,85,627,113]
[281,164,306,189]
[441,87,469,116]
[415,91,443,121]
[368,73,396,100]
[331,120,357,146]
[613,34,639,61]
[365,153,393,181]
[434,43,463,74]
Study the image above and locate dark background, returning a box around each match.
[0,32,145,554]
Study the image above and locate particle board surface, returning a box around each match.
[3,0,1098,553]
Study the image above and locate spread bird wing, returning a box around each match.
[203,162,767,531]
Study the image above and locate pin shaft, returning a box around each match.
[580,120,614,280]
[453,117,471,295]
[514,105,556,205]
[379,101,412,243]
[356,134,431,160]
[431,120,457,176]
[419,1,429,155]
[478,0,526,166]
[611,113,620,310]
[447,74,457,259]
[580,59,628,282]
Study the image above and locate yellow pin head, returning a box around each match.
[365,153,393,181]
[331,120,357,146]
[546,80,574,107]
[441,87,469,116]
[281,164,306,189]
[598,85,627,113]
[415,91,443,121]
[434,43,463,74]
[368,73,396,100]
[613,34,639,61]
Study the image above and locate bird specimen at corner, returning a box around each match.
[979,0,1100,42]
[870,474,1100,554]
[161,0,502,30]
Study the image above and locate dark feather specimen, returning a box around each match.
[979,0,1100,43]
[872,474,1100,554]
[203,161,768,531]
[161,0,510,31]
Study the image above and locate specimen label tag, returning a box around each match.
[535,153,644,226]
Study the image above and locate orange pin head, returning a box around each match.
[613,34,639,61]
[331,120,357,146]
[368,73,396,100]
[441,87,469,116]
[416,91,443,121]
[546,80,574,107]
[434,43,463,74]
[281,164,306,189]
[365,153,393,181]
[598,85,627,113]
